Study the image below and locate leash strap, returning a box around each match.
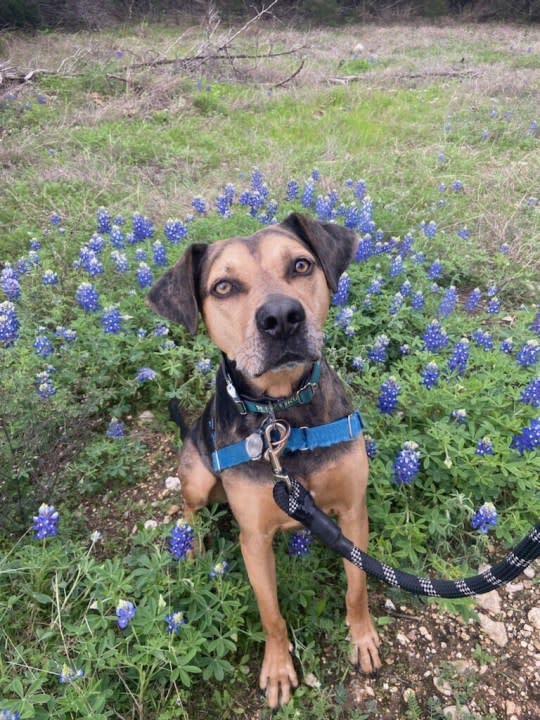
[211,411,363,473]
[273,475,540,598]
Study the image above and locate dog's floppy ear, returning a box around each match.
[146,243,208,334]
[280,212,357,291]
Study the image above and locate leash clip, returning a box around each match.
[263,420,292,489]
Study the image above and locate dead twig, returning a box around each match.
[274,58,305,88]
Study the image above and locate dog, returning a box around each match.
[147,212,381,708]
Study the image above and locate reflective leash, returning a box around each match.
[266,420,540,599]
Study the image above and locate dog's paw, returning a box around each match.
[348,620,382,675]
[259,638,298,708]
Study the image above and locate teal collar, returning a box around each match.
[224,361,321,416]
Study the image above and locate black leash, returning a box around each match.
[265,421,540,599]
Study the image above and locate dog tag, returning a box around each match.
[245,432,264,460]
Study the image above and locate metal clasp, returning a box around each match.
[263,420,292,489]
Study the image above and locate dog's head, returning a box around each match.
[148,212,356,386]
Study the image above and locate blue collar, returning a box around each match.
[224,361,321,416]
[211,411,363,473]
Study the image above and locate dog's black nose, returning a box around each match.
[256,295,306,339]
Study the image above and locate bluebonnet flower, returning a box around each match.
[286,179,299,200]
[258,199,278,225]
[393,441,421,485]
[378,376,400,414]
[153,324,169,337]
[87,233,105,253]
[96,207,111,234]
[472,329,494,351]
[531,312,540,336]
[388,292,404,316]
[107,418,125,438]
[76,282,100,312]
[516,340,539,368]
[164,218,188,244]
[351,356,365,372]
[451,179,464,192]
[422,320,449,353]
[29,238,41,250]
[335,305,355,330]
[457,227,470,239]
[110,225,125,248]
[110,250,129,273]
[389,255,403,277]
[421,220,437,239]
[132,213,154,240]
[169,519,194,560]
[354,179,366,200]
[1,276,21,301]
[400,344,410,356]
[209,560,229,578]
[136,262,153,289]
[451,408,467,423]
[42,269,59,285]
[152,241,168,267]
[487,284,498,298]
[413,251,425,264]
[195,358,212,374]
[28,250,40,265]
[464,288,482,313]
[315,194,335,221]
[50,212,61,225]
[476,437,494,456]
[136,328,147,339]
[288,530,312,557]
[251,167,264,190]
[116,600,136,629]
[0,301,20,347]
[134,248,147,262]
[33,334,54,358]
[365,435,377,458]
[239,189,264,217]
[302,179,315,207]
[510,417,540,454]
[354,234,374,261]
[421,362,439,389]
[332,273,350,306]
[368,334,390,363]
[521,376,540,407]
[486,296,501,314]
[500,337,513,354]
[32,503,59,539]
[0,710,20,720]
[471,502,498,534]
[447,338,470,375]
[431,282,441,294]
[437,286,457,318]
[411,291,424,311]
[400,280,412,296]
[311,167,321,181]
[527,196,538,208]
[135,367,157,382]
[427,259,442,280]
[499,243,510,255]
[79,247,104,277]
[35,368,56,399]
[438,182,447,192]
[101,306,122,334]
[165,611,187,633]
[59,665,84,684]
[530,120,538,136]
[366,276,384,295]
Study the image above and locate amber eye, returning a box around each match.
[294,258,313,275]
[212,279,234,297]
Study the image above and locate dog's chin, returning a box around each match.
[254,352,316,378]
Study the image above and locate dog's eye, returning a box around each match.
[293,258,313,275]
[212,280,234,297]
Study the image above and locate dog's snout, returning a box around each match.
[256,295,306,339]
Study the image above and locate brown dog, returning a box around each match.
[148,212,381,708]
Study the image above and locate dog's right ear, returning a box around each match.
[146,243,208,334]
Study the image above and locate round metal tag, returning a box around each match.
[245,432,264,460]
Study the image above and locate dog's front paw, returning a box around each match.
[348,619,382,675]
[259,638,298,708]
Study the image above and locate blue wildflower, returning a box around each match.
[302,179,315,207]
[351,356,365,372]
[378,376,400,414]
[136,262,153,289]
[476,437,494,456]
[135,367,157,382]
[288,530,312,557]
[421,362,439,389]
[152,241,168,267]
[411,291,424,311]
[50,212,61,225]
[451,408,467,424]
[59,664,84,684]
[354,234,374,261]
[29,239,41,250]
[132,213,154,240]
[486,296,501,314]
[367,276,384,295]
[427,259,442,280]
[169,519,194,560]
[499,243,510,255]
[165,611,187,634]
[101,306,122,334]
[153,324,169,337]
[451,179,464,192]
[196,358,212,374]
[487,284,498,298]
[471,502,498,534]
[134,248,147,262]
[365,435,377,459]
[447,338,470,375]
[510,417,540,454]
[521,376,540,407]
[33,334,54,358]
[191,196,206,214]
[32,503,59,539]
[354,179,366,200]
[76,282,100,312]
[437,286,457,318]
[286,179,299,200]
[421,220,437,239]
[389,255,403,277]
[110,225,125,248]
[1,276,21,301]
[500,337,513,354]
[368,334,390,363]
[335,305,355,330]
[209,560,229,578]
[400,280,412,296]
[463,288,481,314]
[332,273,350,306]
[516,340,539,368]
[164,219,188,244]
[393,441,421,485]
[111,250,129,273]
[42,269,59,285]
[457,227,470,240]
[107,418,125,438]
[0,710,21,720]
[531,312,540,336]
[116,600,136,629]
[96,207,111,234]
[423,320,449,353]
[472,329,493,351]
[0,302,20,347]
[389,292,404,315]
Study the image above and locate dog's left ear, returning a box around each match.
[279,212,357,291]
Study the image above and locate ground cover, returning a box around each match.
[0,17,539,720]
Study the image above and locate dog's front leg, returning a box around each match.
[239,528,298,707]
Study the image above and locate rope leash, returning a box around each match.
[266,421,540,599]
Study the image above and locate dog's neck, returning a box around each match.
[222,355,317,404]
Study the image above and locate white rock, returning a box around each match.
[165,475,181,492]
[144,519,158,530]
[304,672,320,689]
[433,676,453,696]
[505,582,524,594]
[479,613,508,647]
[396,632,410,646]
[523,565,535,579]
[528,606,540,630]
[475,590,501,614]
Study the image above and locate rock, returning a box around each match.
[396,632,410,646]
[165,504,181,517]
[165,475,181,492]
[403,688,416,703]
[479,613,508,646]
[138,410,154,423]
[444,705,470,720]
[433,675,453,696]
[304,672,321,689]
[505,582,524,594]
[505,700,520,715]
[523,565,535,579]
[528,606,540,630]
[475,590,501,615]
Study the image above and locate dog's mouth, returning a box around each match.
[256,351,308,376]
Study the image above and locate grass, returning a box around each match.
[0,16,539,720]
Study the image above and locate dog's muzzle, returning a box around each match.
[255,294,306,340]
